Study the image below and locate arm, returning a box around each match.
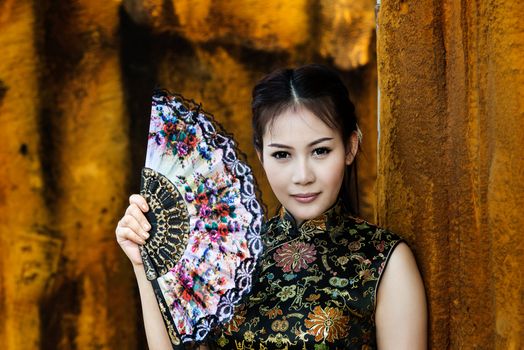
[134,264,174,350]
[375,242,427,349]
[116,195,172,350]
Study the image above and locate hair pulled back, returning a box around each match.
[251,64,360,216]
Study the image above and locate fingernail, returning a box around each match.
[144,232,150,239]
[144,223,150,230]
[142,204,148,211]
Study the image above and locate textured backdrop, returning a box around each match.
[0,0,522,349]
[377,1,523,349]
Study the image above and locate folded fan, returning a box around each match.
[139,90,263,346]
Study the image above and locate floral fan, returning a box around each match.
[139,90,264,346]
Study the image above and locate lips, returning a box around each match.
[291,192,320,203]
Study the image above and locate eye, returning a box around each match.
[312,147,331,157]
[271,151,290,159]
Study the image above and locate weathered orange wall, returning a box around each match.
[377,0,524,349]
[6,0,521,349]
[1,1,139,349]
[0,2,58,348]
[0,0,378,348]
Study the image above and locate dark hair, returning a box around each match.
[251,64,360,216]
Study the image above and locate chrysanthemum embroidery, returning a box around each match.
[304,306,350,343]
[273,241,317,272]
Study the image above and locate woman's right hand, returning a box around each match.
[115,194,151,266]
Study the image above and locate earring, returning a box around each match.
[356,124,363,144]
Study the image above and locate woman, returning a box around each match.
[116,64,427,349]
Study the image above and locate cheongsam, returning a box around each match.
[211,200,403,350]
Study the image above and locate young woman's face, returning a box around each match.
[259,106,356,225]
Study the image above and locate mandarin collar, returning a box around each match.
[275,198,345,236]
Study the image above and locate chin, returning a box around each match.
[287,202,326,221]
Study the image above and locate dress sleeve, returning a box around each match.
[371,229,404,309]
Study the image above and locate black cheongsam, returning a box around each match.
[211,200,403,350]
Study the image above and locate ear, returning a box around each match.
[255,149,263,164]
[345,131,359,165]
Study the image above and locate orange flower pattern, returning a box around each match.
[213,200,403,349]
[305,306,350,342]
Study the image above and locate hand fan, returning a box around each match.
[139,90,264,346]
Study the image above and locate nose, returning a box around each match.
[291,157,315,185]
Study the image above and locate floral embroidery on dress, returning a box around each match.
[276,285,297,301]
[274,241,317,272]
[304,306,350,342]
[223,307,247,335]
[212,199,403,349]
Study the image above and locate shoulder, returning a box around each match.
[375,242,427,349]
[262,213,280,232]
[260,213,281,238]
[377,242,423,295]
[259,213,286,251]
[334,214,404,257]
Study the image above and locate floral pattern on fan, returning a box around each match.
[148,99,213,162]
[140,90,264,346]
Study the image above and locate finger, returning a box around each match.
[116,225,146,245]
[119,214,150,240]
[129,194,149,212]
[117,226,146,245]
[125,204,152,232]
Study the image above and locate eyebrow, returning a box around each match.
[267,137,333,149]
